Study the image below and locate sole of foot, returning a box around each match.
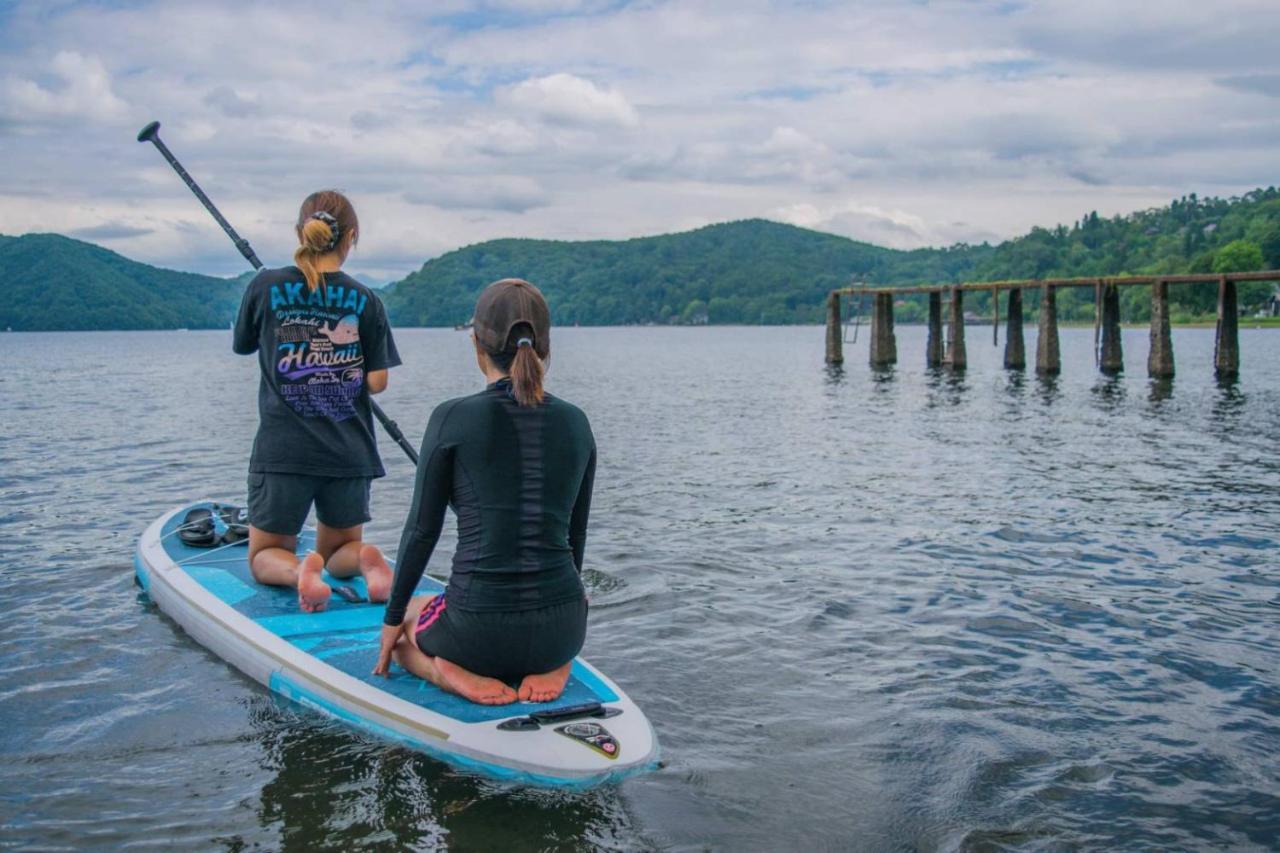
[297,552,331,613]
[358,544,392,603]
[436,657,517,705]
[518,663,572,703]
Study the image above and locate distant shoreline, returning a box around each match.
[5,320,1279,333]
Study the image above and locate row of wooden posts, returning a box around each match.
[824,272,1280,379]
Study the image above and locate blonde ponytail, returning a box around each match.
[293,191,360,292]
[294,218,334,291]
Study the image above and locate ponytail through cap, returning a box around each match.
[471,278,552,408]
[507,325,545,407]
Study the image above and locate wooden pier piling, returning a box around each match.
[1036,284,1060,375]
[825,291,843,365]
[869,293,897,367]
[992,289,1000,346]
[1099,282,1123,374]
[1004,287,1025,369]
[827,270,1278,379]
[1148,279,1174,379]
[945,288,966,370]
[1214,275,1239,378]
[926,292,943,367]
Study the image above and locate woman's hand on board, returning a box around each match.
[372,623,400,676]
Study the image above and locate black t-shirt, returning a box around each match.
[233,267,401,478]
[385,380,596,623]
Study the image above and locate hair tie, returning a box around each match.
[516,337,533,348]
[309,211,340,252]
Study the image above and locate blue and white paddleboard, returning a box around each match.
[135,501,659,787]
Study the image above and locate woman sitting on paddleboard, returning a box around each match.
[232,191,400,612]
[374,279,595,705]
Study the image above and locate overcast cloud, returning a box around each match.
[0,0,1277,280]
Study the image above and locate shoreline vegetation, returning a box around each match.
[2,187,1279,332]
[8,318,1279,333]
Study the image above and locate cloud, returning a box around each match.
[1,51,127,124]
[403,175,549,213]
[499,73,639,127]
[66,223,153,240]
[774,201,931,247]
[0,0,1279,278]
[1013,0,1280,74]
[1216,73,1280,98]
[452,119,543,156]
[204,85,263,118]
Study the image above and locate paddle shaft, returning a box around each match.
[137,121,420,466]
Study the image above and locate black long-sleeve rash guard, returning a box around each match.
[384,379,596,625]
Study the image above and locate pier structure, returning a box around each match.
[824,272,1279,377]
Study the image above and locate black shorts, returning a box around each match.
[247,472,372,535]
[415,595,588,682]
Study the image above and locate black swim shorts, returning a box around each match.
[247,472,372,535]
[414,595,588,682]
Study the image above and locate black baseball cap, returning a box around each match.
[473,278,551,358]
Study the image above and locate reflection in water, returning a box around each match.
[1214,375,1244,403]
[1148,376,1175,404]
[922,367,968,409]
[1090,375,1127,411]
[1002,370,1027,403]
[1210,380,1247,434]
[823,363,845,387]
[251,696,624,849]
[1036,373,1061,406]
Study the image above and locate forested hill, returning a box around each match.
[383,219,989,326]
[0,233,244,331]
[4,187,1279,331]
[384,187,1280,326]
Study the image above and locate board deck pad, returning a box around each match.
[158,504,617,725]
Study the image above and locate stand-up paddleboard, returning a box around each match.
[135,501,659,787]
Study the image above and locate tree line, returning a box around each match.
[383,188,1280,327]
[4,188,1278,332]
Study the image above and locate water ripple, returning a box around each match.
[1,327,1278,849]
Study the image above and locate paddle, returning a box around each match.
[136,120,420,466]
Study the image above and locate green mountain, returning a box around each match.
[4,187,1279,332]
[383,219,990,326]
[0,233,244,331]
[384,187,1280,326]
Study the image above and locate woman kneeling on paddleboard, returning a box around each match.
[232,191,401,612]
[374,279,595,705]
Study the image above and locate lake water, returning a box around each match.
[1,325,1278,850]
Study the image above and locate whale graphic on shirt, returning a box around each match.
[317,315,360,345]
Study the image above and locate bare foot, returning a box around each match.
[518,662,572,703]
[434,657,517,705]
[358,544,392,603]
[297,552,331,613]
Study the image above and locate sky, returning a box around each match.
[1,0,1278,282]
